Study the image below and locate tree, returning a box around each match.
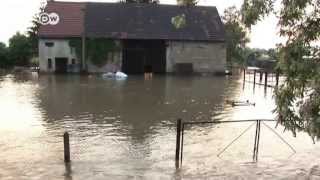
[8,32,33,66]
[27,5,45,56]
[177,0,198,6]
[0,42,11,68]
[222,6,250,66]
[266,48,278,60]
[241,0,320,140]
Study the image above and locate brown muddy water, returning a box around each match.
[0,72,320,180]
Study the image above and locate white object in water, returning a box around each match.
[115,72,128,78]
[102,72,115,78]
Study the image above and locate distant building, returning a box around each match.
[38,1,226,74]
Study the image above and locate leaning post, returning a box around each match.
[264,72,268,88]
[255,120,261,162]
[175,119,182,168]
[243,68,246,82]
[64,132,71,163]
[253,120,258,161]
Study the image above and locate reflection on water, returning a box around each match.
[0,73,319,179]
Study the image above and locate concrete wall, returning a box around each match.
[39,39,80,73]
[39,39,122,73]
[166,41,226,74]
[39,39,226,74]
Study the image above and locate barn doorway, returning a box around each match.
[55,57,68,73]
[122,40,166,74]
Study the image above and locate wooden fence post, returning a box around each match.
[175,119,182,168]
[264,72,268,88]
[253,70,256,85]
[64,132,71,163]
[276,72,280,87]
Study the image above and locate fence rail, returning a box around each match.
[175,118,295,168]
[61,118,295,169]
[243,68,281,89]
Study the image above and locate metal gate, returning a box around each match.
[175,119,296,168]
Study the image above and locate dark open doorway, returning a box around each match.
[122,40,166,74]
[55,58,68,73]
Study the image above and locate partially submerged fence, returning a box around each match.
[243,68,281,89]
[174,119,296,168]
[61,118,296,169]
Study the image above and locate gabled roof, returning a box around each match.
[39,1,225,42]
[39,1,85,38]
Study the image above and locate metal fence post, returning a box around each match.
[253,120,259,161]
[64,132,71,163]
[175,119,182,168]
[255,120,261,162]
[252,120,261,162]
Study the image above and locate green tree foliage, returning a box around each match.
[0,42,11,68]
[266,48,278,60]
[222,6,250,66]
[177,0,198,6]
[8,32,33,66]
[69,38,120,67]
[245,48,279,70]
[69,38,83,62]
[171,14,187,29]
[246,48,279,61]
[86,38,120,66]
[27,6,45,56]
[241,0,274,27]
[241,0,320,140]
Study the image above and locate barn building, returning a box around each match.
[38,1,226,74]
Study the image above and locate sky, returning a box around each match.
[0,0,284,49]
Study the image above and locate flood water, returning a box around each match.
[0,72,320,180]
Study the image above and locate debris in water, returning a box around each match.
[102,71,128,79]
[226,100,256,107]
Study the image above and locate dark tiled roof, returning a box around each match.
[39,1,225,42]
[39,1,85,38]
[85,3,225,41]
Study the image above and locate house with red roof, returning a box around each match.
[38,1,226,74]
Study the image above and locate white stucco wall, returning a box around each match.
[166,41,226,74]
[39,39,80,73]
[39,39,122,73]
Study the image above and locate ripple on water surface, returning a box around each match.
[0,74,319,179]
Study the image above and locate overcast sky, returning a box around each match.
[0,0,284,49]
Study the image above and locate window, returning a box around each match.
[71,59,76,65]
[48,59,52,69]
[45,42,54,47]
